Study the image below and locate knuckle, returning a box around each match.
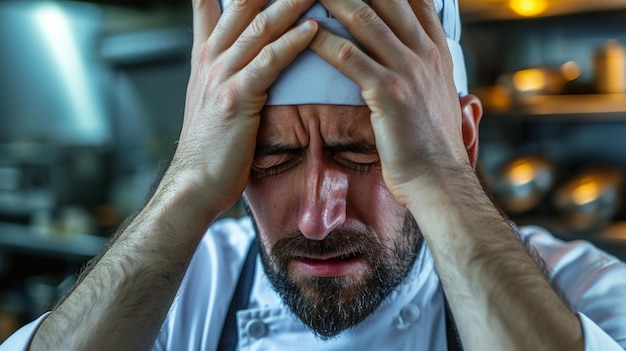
[191,43,211,64]
[350,5,378,26]
[215,82,240,114]
[257,46,278,68]
[384,73,411,98]
[336,41,359,67]
[427,46,441,65]
[250,12,270,36]
[230,0,250,11]
[369,72,414,101]
[191,42,214,72]
[241,62,266,92]
[197,42,212,62]
[363,72,410,103]
[424,43,448,73]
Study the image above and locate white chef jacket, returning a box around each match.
[3,217,626,350]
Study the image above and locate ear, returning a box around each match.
[460,94,483,168]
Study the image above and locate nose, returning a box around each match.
[298,167,348,240]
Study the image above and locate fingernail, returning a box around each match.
[298,20,314,34]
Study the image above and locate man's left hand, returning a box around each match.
[309,0,468,207]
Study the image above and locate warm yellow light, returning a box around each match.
[509,0,548,17]
[572,178,600,205]
[561,61,581,81]
[509,161,535,185]
[512,69,546,92]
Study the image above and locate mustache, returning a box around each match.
[271,227,384,263]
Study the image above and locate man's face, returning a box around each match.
[244,105,421,339]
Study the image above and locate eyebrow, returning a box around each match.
[323,141,378,154]
[254,143,301,157]
[254,141,378,157]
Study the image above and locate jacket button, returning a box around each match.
[393,304,421,330]
[245,319,268,339]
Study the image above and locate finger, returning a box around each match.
[227,0,318,71]
[406,0,455,77]
[308,27,389,103]
[317,0,412,69]
[369,0,427,51]
[192,0,221,53]
[406,0,449,51]
[239,19,319,96]
[369,0,452,71]
[207,0,268,55]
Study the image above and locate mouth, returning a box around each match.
[289,252,368,278]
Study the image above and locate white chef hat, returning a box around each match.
[219,0,467,105]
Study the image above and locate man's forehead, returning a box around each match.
[258,105,374,144]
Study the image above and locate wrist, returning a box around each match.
[403,164,509,255]
[147,174,225,236]
[403,162,483,216]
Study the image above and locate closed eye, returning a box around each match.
[252,151,303,177]
[333,152,380,173]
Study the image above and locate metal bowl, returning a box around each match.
[492,155,556,214]
[553,168,624,231]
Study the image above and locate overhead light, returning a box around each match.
[509,0,547,17]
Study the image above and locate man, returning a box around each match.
[3,0,626,349]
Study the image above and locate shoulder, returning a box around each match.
[519,225,625,280]
[520,225,626,346]
[155,216,256,350]
[192,215,256,285]
[203,216,255,252]
[190,216,256,273]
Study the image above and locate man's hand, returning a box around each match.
[308,1,584,350]
[169,0,318,215]
[308,0,467,207]
[29,1,318,350]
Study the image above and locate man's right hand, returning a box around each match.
[167,0,319,216]
[27,2,318,350]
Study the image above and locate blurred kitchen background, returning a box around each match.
[0,0,624,342]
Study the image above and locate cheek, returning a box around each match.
[348,174,406,236]
[245,177,298,246]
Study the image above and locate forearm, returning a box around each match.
[407,165,584,351]
[29,172,222,351]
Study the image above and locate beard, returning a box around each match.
[246,206,422,340]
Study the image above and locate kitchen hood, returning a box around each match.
[0,1,111,146]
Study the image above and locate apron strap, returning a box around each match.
[217,238,463,351]
[444,293,464,351]
[217,238,259,351]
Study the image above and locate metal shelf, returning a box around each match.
[482,93,626,121]
[460,0,626,23]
